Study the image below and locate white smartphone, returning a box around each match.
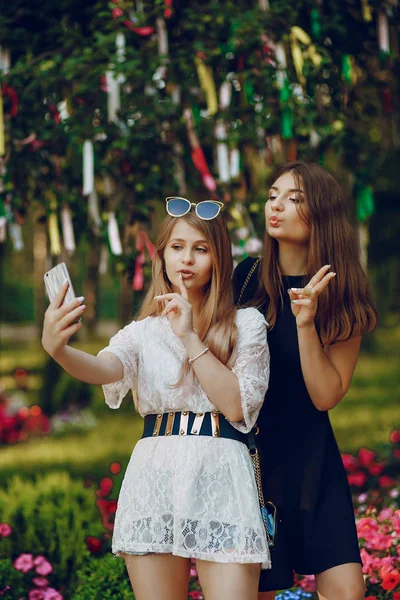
[44,262,77,306]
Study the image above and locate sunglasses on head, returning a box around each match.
[166,197,224,221]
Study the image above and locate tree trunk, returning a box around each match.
[33,211,49,334]
[83,228,100,337]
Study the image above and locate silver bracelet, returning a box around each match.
[188,347,209,364]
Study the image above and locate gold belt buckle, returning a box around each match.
[152,414,163,437]
[211,412,220,437]
[165,412,176,436]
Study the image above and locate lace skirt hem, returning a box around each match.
[112,545,271,570]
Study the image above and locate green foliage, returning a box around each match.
[41,356,93,416]
[0,472,103,594]
[0,558,26,598]
[72,553,133,600]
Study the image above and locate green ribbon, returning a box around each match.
[280,79,293,139]
[281,106,293,139]
[356,185,375,222]
[311,8,321,41]
[342,55,352,85]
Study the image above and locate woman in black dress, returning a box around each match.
[233,162,377,600]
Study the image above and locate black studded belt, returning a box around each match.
[141,411,248,446]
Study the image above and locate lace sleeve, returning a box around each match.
[230,308,269,433]
[97,321,140,409]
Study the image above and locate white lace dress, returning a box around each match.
[99,307,271,568]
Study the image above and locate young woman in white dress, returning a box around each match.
[41,198,271,600]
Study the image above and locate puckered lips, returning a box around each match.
[177,269,194,279]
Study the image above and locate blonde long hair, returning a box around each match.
[254,162,378,345]
[138,211,238,379]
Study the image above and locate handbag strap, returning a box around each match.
[237,257,261,306]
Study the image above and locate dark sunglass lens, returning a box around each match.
[197,202,219,219]
[167,198,190,216]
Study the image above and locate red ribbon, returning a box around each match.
[164,0,173,19]
[123,21,155,36]
[133,231,155,291]
[191,147,216,192]
[2,84,18,117]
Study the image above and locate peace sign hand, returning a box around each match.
[288,265,336,329]
[155,274,194,340]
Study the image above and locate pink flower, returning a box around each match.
[188,593,203,600]
[0,523,12,537]
[34,556,53,576]
[32,577,49,588]
[358,448,376,468]
[378,475,396,487]
[341,453,358,472]
[368,463,384,476]
[390,429,400,444]
[393,510,400,535]
[14,553,34,573]
[298,574,316,592]
[378,507,394,522]
[43,588,63,600]
[348,471,367,487]
[29,591,46,600]
[366,532,393,551]
[112,7,124,18]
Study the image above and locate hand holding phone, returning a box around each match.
[42,265,86,358]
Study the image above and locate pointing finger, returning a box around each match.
[178,273,189,300]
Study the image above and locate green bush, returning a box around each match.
[41,356,93,416]
[72,553,133,599]
[0,558,26,598]
[0,472,103,597]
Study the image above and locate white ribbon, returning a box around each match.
[9,222,24,250]
[377,12,390,53]
[61,206,76,254]
[83,140,94,195]
[230,148,240,178]
[107,211,123,255]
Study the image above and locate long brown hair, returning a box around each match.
[255,161,377,345]
[138,210,238,379]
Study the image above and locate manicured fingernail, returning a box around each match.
[292,300,300,304]
[332,272,336,277]
[77,296,85,303]
[154,295,161,299]
[287,288,291,294]
[291,288,298,292]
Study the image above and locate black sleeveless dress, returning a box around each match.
[233,257,361,592]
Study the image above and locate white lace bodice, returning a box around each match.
[99,307,269,433]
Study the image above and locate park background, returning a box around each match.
[0,1,399,598]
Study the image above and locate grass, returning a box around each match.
[1,323,399,484]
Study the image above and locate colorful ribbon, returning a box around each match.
[195,57,218,115]
[290,26,322,86]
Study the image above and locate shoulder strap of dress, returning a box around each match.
[237,257,261,306]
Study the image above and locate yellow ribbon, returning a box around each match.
[360,0,373,22]
[290,26,322,86]
[48,211,62,256]
[0,92,4,156]
[195,57,218,115]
